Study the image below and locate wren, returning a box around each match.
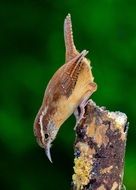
[33,14,97,162]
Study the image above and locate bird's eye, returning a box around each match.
[44,133,49,139]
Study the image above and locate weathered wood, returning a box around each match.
[72,100,128,190]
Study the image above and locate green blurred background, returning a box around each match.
[0,0,136,189]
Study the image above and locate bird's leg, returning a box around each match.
[74,82,97,129]
[74,94,90,129]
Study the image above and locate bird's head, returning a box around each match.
[34,108,59,163]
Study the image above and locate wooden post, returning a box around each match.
[72,100,128,190]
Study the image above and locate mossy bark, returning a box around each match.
[72,100,128,190]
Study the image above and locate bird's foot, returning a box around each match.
[74,99,90,130]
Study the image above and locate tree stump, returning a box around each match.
[72,100,128,190]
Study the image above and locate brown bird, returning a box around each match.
[33,14,97,162]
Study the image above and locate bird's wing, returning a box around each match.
[60,50,88,97]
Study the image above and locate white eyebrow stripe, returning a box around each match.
[39,106,48,145]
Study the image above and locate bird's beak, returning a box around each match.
[45,142,53,163]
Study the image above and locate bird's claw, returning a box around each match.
[74,99,89,129]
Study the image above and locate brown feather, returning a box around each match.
[64,14,79,62]
[61,54,85,97]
